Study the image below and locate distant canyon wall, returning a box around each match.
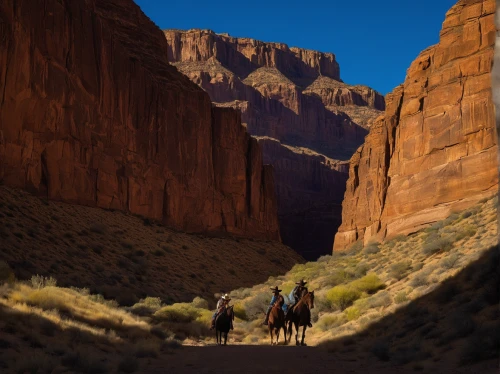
[164,29,384,258]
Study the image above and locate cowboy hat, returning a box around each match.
[270,286,282,293]
[295,279,307,286]
[221,293,231,301]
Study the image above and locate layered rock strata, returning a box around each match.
[334,0,498,250]
[0,0,280,240]
[164,29,385,258]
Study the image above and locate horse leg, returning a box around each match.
[269,325,274,345]
[276,327,280,345]
[224,331,228,346]
[294,322,300,346]
[283,324,288,345]
[301,325,307,346]
[286,320,292,343]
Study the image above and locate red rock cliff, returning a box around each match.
[164,30,384,259]
[0,0,280,240]
[334,0,498,250]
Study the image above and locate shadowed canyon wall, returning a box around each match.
[164,30,384,259]
[0,0,280,240]
[334,0,498,250]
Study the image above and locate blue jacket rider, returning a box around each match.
[263,286,285,325]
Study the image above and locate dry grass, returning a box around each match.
[0,186,303,306]
[217,195,498,350]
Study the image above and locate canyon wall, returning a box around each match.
[334,0,498,250]
[164,29,384,258]
[0,0,280,240]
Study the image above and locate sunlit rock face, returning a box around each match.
[334,0,498,251]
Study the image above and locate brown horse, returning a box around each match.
[285,291,315,346]
[215,305,234,345]
[268,295,287,345]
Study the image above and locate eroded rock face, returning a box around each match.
[0,0,280,240]
[334,0,498,250]
[164,29,384,258]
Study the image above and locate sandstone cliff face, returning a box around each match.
[0,0,279,240]
[164,29,384,259]
[334,0,498,250]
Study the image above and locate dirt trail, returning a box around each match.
[146,345,498,374]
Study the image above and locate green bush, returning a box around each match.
[389,261,412,280]
[326,285,361,311]
[345,240,363,255]
[233,303,248,321]
[350,273,385,294]
[191,297,209,309]
[344,306,361,321]
[154,303,200,323]
[322,269,354,288]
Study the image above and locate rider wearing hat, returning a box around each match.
[263,286,284,325]
[287,279,312,327]
[211,293,232,330]
[290,279,308,304]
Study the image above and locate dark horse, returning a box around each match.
[285,291,315,346]
[268,295,287,345]
[215,305,234,345]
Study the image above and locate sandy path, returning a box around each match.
[144,344,498,374]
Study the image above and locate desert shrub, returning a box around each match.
[317,255,331,263]
[389,261,412,280]
[394,291,409,304]
[367,290,392,308]
[344,306,361,321]
[440,253,460,269]
[233,303,248,321]
[321,269,354,288]
[345,240,363,255]
[350,273,385,294]
[386,234,407,247]
[242,293,269,319]
[88,293,119,308]
[316,314,347,331]
[0,261,15,283]
[326,285,361,311]
[410,274,429,287]
[191,297,209,309]
[412,262,424,271]
[455,225,477,241]
[31,275,57,289]
[354,263,370,278]
[421,237,452,256]
[154,303,200,323]
[443,213,460,226]
[363,241,380,255]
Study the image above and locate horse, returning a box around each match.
[215,305,234,345]
[285,291,315,346]
[268,295,287,345]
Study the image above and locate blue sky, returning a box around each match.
[135,0,458,95]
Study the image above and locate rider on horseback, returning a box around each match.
[287,279,312,327]
[210,293,233,330]
[263,286,285,325]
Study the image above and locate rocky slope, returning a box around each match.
[0,0,280,240]
[334,0,498,250]
[164,29,385,258]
